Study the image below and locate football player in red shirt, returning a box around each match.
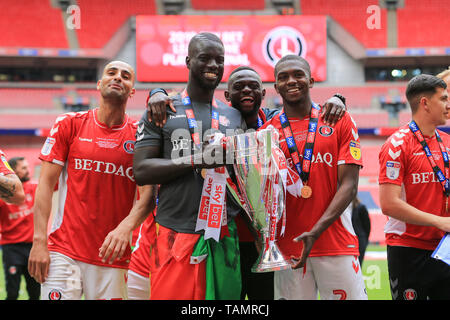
[261,55,367,300]
[379,74,450,300]
[0,157,40,300]
[28,61,156,300]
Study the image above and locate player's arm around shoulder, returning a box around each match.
[133,109,192,186]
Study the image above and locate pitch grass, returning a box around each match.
[361,247,391,300]
[0,245,391,300]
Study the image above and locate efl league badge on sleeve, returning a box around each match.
[386,161,401,180]
[349,140,361,160]
[41,137,56,156]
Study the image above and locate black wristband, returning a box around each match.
[149,88,168,97]
[333,93,346,106]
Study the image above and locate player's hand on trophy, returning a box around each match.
[290,231,318,269]
[192,136,228,169]
[321,96,346,127]
[147,91,176,127]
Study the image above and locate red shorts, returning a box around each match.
[150,225,206,300]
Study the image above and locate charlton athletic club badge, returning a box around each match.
[48,289,62,300]
[262,26,307,67]
[319,125,334,137]
[123,140,135,154]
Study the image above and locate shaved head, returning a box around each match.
[103,60,135,84]
[188,32,223,57]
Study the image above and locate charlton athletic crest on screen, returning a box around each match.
[262,26,307,67]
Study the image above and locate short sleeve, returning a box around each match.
[337,113,363,167]
[378,136,405,186]
[39,113,73,166]
[134,110,163,149]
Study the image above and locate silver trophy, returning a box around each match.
[227,126,291,273]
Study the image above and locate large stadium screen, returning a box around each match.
[136,15,327,82]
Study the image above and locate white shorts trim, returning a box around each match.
[274,255,368,300]
[127,270,150,300]
[41,251,128,300]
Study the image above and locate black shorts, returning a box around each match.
[387,245,450,300]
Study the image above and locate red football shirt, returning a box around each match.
[0,181,36,244]
[0,150,14,176]
[379,125,450,250]
[129,213,157,277]
[39,109,138,268]
[260,111,362,258]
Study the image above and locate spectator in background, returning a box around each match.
[350,197,371,266]
[0,150,24,205]
[0,157,40,300]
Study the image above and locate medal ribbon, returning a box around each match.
[409,121,450,211]
[183,90,224,241]
[278,103,321,185]
[182,89,219,150]
[256,109,267,129]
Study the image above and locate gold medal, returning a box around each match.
[201,169,207,179]
[301,185,312,199]
[446,196,449,213]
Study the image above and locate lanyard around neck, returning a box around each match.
[409,120,450,197]
[278,103,321,184]
[182,89,219,150]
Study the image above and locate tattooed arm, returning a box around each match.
[0,173,25,205]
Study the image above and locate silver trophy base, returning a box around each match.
[251,242,292,273]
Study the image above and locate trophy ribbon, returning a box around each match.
[195,166,228,242]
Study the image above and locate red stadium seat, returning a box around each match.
[300,0,388,48]
[0,0,68,48]
[0,114,59,129]
[397,0,450,47]
[0,88,63,109]
[360,145,382,177]
[76,0,156,48]
[350,112,390,128]
[191,0,265,10]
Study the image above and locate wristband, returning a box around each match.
[333,93,346,106]
[146,88,169,107]
[149,88,168,97]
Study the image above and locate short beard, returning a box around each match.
[193,73,221,91]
